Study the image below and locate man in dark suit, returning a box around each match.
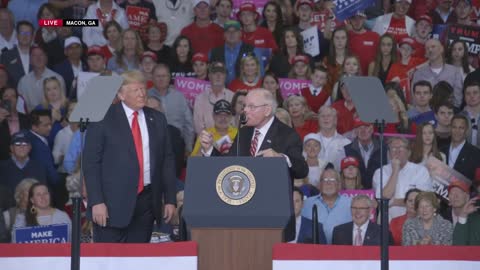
[332,195,392,245]
[199,88,308,180]
[83,70,177,243]
[0,20,34,87]
[344,119,387,189]
[441,115,480,181]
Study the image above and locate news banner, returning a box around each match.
[39,19,99,27]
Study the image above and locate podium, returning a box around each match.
[183,157,294,270]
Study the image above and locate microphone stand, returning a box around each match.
[312,205,319,244]
[375,119,389,270]
[236,114,246,156]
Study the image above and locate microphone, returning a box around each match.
[236,113,247,156]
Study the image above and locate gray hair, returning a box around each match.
[388,136,410,150]
[351,194,373,208]
[249,88,278,115]
[66,172,81,198]
[14,178,39,206]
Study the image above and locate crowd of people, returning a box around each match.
[0,0,480,246]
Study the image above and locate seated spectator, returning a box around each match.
[82,0,129,47]
[294,187,327,244]
[434,102,454,149]
[317,106,350,171]
[193,62,234,135]
[53,36,88,98]
[284,95,318,141]
[301,66,331,114]
[107,29,143,74]
[52,102,78,173]
[332,195,392,245]
[402,191,453,245]
[301,168,352,244]
[170,35,195,80]
[373,137,433,221]
[191,100,237,156]
[0,8,17,53]
[441,115,480,181]
[17,46,66,112]
[410,123,446,166]
[407,81,435,125]
[288,54,311,80]
[237,2,278,51]
[368,34,397,85]
[459,81,480,148]
[262,72,284,109]
[0,132,47,194]
[344,119,388,189]
[453,196,480,246]
[180,0,223,55]
[148,64,194,154]
[390,188,421,245]
[100,20,123,62]
[228,54,263,92]
[139,51,157,89]
[192,53,208,81]
[0,21,34,88]
[303,133,327,187]
[142,20,170,66]
[446,40,475,80]
[322,28,348,91]
[372,0,415,42]
[12,183,72,242]
[340,156,362,190]
[0,87,30,161]
[230,90,247,127]
[1,178,38,237]
[442,180,471,226]
[34,77,69,147]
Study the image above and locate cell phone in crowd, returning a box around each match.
[0,100,12,113]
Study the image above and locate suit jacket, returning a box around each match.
[215,117,308,180]
[83,103,177,228]
[0,46,30,87]
[344,137,387,189]
[332,221,393,246]
[52,59,88,98]
[297,216,327,244]
[441,141,480,181]
[0,113,30,160]
[26,131,59,186]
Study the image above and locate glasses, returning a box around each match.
[351,207,370,211]
[13,142,29,146]
[321,178,337,183]
[244,104,268,111]
[18,31,32,36]
[389,146,407,152]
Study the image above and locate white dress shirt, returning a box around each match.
[122,103,151,186]
[448,140,465,168]
[250,116,274,156]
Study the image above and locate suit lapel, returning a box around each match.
[454,143,468,169]
[347,222,354,245]
[364,222,375,245]
[258,118,277,152]
[115,104,136,157]
[144,109,156,167]
[240,126,254,156]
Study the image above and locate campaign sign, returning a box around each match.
[447,24,480,55]
[339,189,376,222]
[333,0,375,21]
[278,78,309,99]
[126,6,150,30]
[425,156,472,200]
[14,224,69,243]
[174,77,211,109]
[302,26,320,57]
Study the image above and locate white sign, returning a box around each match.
[77,72,100,98]
[301,26,320,57]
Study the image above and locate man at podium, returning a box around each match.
[199,88,308,180]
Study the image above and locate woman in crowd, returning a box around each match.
[34,4,60,48]
[368,34,397,85]
[402,191,453,246]
[2,179,38,235]
[228,55,263,92]
[331,55,361,101]
[170,35,194,80]
[143,20,171,65]
[340,156,362,190]
[303,133,327,187]
[390,188,421,245]
[107,28,144,74]
[323,27,349,90]
[288,54,311,80]
[284,95,318,140]
[262,72,284,108]
[101,21,123,62]
[260,1,284,46]
[192,53,208,81]
[230,90,247,127]
[0,87,30,160]
[13,183,72,242]
[410,123,445,165]
[34,77,69,147]
[385,82,411,134]
[446,40,475,80]
[268,28,312,78]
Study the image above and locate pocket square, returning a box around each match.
[10,58,18,64]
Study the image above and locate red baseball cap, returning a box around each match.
[296,0,314,10]
[87,46,105,58]
[192,52,208,63]
[398,37,415,48]
[290,54,309,65]
[341,156,360,171]
[417,15,433,26]
[353,118,371,128]
[141,51,158,62]
[448,179,470,193]
[237,2,259,19]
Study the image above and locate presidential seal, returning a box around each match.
[216,165,256,206]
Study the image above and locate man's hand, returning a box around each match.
[163,204,176,224]
[92,203,109,227]
[257,148,282,158]
[200,130,213,154]
[391,158,401,172]
[460,197,480,218]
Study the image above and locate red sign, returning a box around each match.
[126,6,150,30]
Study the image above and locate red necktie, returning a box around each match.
[132,111,144,194]
[250,130,261,156]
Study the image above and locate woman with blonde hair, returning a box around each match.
[107,28,144,73]
[228,54,263,92]
[284,95,318,140]
[2,178,39,233]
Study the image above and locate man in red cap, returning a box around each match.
[86,46,107,73]
[181,0,224,55]
[442,179,471,226]
[237,2,278,51]
[348,11,380,75]
[411,15,432,59]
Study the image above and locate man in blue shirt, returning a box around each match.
[301,167,352,244]
[7,0,48,29]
